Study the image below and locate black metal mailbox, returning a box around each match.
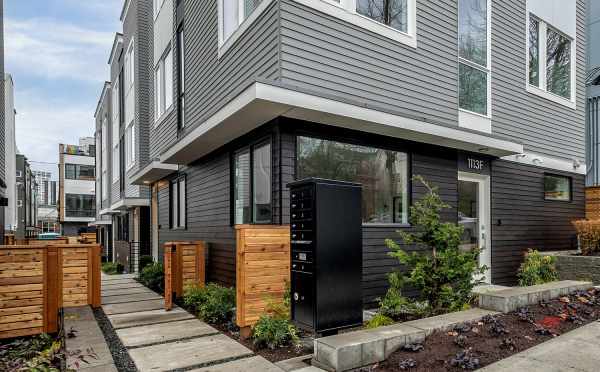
[288,178,363,334]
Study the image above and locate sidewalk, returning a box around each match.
[480,320,600,372]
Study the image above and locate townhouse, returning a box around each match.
[97,0,586,304]
[0,0,5,244]
[15,155,38,240]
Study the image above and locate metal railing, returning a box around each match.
[128,241,152,273]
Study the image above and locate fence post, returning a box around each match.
[164,244,174,311]
[195,241,206,288]
[91,245,101,308]
[45,246,59,334]
[174,243,183,298]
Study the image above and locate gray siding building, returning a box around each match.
[0,0,6,244]
[99,0,586,301]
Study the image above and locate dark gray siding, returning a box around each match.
[491,160,585,285]
[279,0,459,128]
[492,0,586,161]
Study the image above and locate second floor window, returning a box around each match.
[155,47,174,121]
[220,0,264,43]
[112,77,120,141]
[112,145,119,183]
[356,0,408,33]
[125,123,136,169]
[65,194,96,218]
[177,26,186,129]
[65,164,95,180]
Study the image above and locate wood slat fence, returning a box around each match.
[235,225,290,336]
[0,244,101,339]
[164,241,206,311]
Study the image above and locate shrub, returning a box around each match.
[139,262,164,293]
[572,220,600,255]
[183,283,235,324]
[252,315,299,350]
[101,262,124,275]
[383,176,486,316]
[139,255,154,272]
[517,249,559,286]
[365,313,394,329]
[379,287,431,320]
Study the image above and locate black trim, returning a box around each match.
[169,174,187,230]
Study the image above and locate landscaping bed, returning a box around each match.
[0,333,65,371]
[377,288,600,371]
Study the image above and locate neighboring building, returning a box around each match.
[32,170,53,205]
[33,170,58,233]
[15,154,38,239]
[98,0,586,300]
[58,139,96,236]
[4,74,16,234]
[586,0,600,186]
[0,0,6,243]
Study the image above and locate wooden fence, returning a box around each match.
[235,225,290,336]
[0,244,101,339]
[164,241,206,311]
[586,186,600,220]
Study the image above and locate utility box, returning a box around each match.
[288,178,363,334]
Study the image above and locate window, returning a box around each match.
[170,176,186,228]
[101,117,108,200]
[458,0,490,116]
[544,174,571,201]
[177,26,186,128]
[220,0,264,43]
[125,123,136,169]
[112,78,120,143]
[65,164,95,180]
[17,200,23,208]
[356,0,408,33]
[297,136,409,224]
[153,0,166,19]
[124,39,135,127]
[65,194,96,218]
[528,16,574,102]
[155,47,173,121]
[112,145,119,182]
[234,141,272,224]
[16,170,22,178]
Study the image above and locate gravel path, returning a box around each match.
[94,307,138,372]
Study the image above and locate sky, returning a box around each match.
[4,0,122,179]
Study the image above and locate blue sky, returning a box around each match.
[4,0,122,179]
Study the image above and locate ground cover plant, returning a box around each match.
[183,283,235,323]
[138,262,164,293]
[251,285,300,350]
[0,333,63,371]
[517,249,559,286]
[376,288,600,371]
[101,262,124,275]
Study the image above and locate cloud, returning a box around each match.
[5,17,114,83]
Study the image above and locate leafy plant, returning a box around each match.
[139,262,164,293]
[365,313,394,329]
[251,315,299,350]
[139,255,154,272]
[517,249,559,286]
[101,262,124,275]
[183,283,235,324]
[378,287,431,320]
[382,176,486,316]
[572,220,600,255]
[0,334,63,371]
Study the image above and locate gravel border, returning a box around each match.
[93,307,138,372]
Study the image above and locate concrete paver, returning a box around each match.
[128,334,253,372]
[102,273,137,280]
[101,287,155,296]
[190,356,285,372]
[117,318,217,347]
[403,308,499,335]
[102,282,146,290]
[102,298,165,315]
[107,307,195,329]
[102,291,161,305]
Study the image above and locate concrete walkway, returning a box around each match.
[480,320,600,372]
[100,273,296,372]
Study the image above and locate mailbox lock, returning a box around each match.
[294,292,299,301]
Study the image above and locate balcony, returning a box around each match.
[65,209,96,218]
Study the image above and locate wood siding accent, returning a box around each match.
[0,244,101,339]
[585,186,600,220]
[235,225,290,328]
[163,241,206,311]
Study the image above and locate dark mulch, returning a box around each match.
[376,288,600,371]
[93,307,138,372]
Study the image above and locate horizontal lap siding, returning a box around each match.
[492,0,586,160]
[279,0,459,127]
[491,160,585,285]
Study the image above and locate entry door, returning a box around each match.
[458,172,491,283]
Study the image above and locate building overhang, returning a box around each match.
[89,220,112,227]
[99,208,119,216]
[130,161,179,185]
[110,198,150,211]
[161,82,524,166]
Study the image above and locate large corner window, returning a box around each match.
[234,141,272,224]
[220,0,265,45]
[155,47,174,121]
[458,0,490,117]
[65,194,96,218]
[297,136,409,224]
[170,176,186,229]
[544,174,571,202]
[528,15,574,103]
[125,123,136,169]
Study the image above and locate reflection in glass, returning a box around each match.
[297,137,409,224]
[234,150,250,224]
[529,17,540,87]
[459,63,487,115]
[244,0,263,19]
[356,0,408,32]
[544,175,571,201]
[458,181,479,252]
[253,143,272,223]
[546,28,571,99]
[459,0,487,67]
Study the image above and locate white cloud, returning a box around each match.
[5,17,114,82]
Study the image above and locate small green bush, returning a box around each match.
[139,262,164,293]
[365,313,394,329]
[379,287,431,320]
[101,262,124,275]
[139,255,154,272]
[518,249,559,286]
[183,283,235,324]
[252,315,299,350]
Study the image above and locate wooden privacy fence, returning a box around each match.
[164,241,206,311]
[236,225,290,336]
[0,244,101,339]
[586,186,600,220]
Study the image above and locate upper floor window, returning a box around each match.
[234,140,272,224]
[112,145,119,183]
[112,78,120,143]
[220,0,264,45]
[125,123,136,170]
[65,164,95,180]
[356,0,408,33]
[544,174,571,202]
[155,47,174,121]
[528,15,574,103]
[458,0,490,117]
[177,26,186,129]
[65,194,96,218]
[154,0,166,19]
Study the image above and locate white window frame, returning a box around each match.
[153,0,166,20]
[125,122,136,170]
[112,79,120,144]
[154,47,174,123]
[525,13,576,109]
[112,144,119,183]
[458,0,492,134]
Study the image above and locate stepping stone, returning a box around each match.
[128,334,253,372]
[101,287,154,297]
[190,356,284,371]
[108,307,194,329]
[117,319,217,347]
[102,282,145,290]
[102,299,165,315]
[102,273,137,280]
[101,280,139,286]
[102,292,162,305]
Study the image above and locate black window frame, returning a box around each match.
[170,174,187,230]
[65,164,96,180]
[176,24,186,130]
[543,173,572,202]
[231,137,274,226]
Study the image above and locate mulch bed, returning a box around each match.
[375,288,600,371]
